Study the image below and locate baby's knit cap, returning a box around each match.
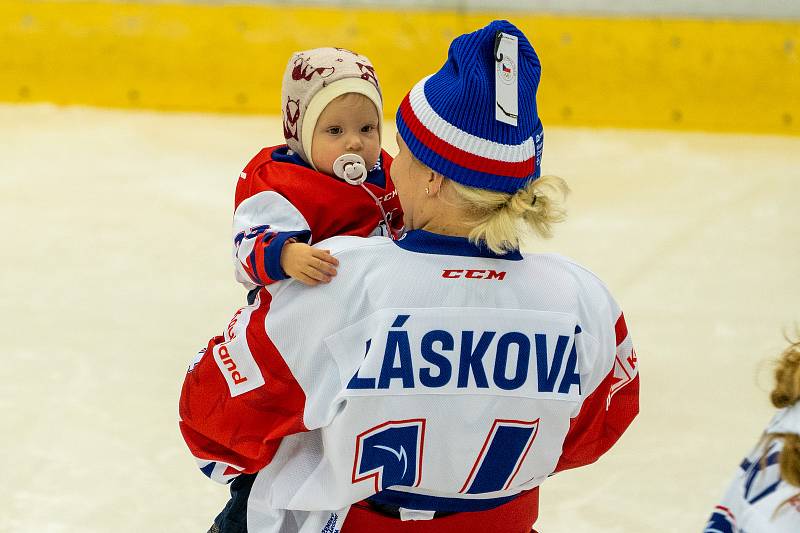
[281,47,383,168]
[396,20,544,193]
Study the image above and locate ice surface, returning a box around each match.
[1,104,798,532]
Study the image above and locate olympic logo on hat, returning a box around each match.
[497,56,516,85]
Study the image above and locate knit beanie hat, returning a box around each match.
[281,47,383,168]
[396,20,544,194]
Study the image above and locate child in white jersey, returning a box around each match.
[705,336,800,532]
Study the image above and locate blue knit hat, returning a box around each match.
[396,20,544,194]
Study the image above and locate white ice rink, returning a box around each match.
[1,104,798,532]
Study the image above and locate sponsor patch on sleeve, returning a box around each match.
[213,305,265,397]
[213,342,265,397]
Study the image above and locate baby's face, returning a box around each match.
[311,93,380,177]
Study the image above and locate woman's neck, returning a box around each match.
[418,223,466,238]
[418,210,473,238]
[411,191,474,237]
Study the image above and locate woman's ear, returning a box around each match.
[429,172,445,196]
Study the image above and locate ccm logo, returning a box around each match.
[442,269,506,280]
[379,189,398,202]
[218,345,248,385]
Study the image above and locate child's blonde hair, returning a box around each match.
[444,175,569,254]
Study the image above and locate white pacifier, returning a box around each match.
[333,153,367,185]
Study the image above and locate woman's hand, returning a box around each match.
[280,242,339,285]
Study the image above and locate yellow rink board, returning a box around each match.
[1,1,798,134]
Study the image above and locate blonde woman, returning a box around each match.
[706,338,800,532]
[181,20,639,533]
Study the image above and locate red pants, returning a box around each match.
[341,488,539,533]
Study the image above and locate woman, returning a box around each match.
[180,20,639,533]
[705,337,800,532]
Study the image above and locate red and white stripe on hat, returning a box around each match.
[397,77,538,190]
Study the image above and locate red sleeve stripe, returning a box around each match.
[614,312,628,347]
[255,233,277,284]
[245,234,277,285]
[223,465,242,476]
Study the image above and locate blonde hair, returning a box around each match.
[759,335,800,515]
[768,336,800,487]
[445,175,569,254]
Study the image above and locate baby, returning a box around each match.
[203,47,405,532]
[232,48,404,295]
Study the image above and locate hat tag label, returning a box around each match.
[495,32,519,127]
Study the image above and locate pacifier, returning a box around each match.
[333,153,367,185]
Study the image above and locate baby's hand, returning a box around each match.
[280,242,339,286]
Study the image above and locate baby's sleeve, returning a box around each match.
[232,190,312,289]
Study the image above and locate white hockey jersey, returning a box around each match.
[705,409,800,532]
[179,230,639,532]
